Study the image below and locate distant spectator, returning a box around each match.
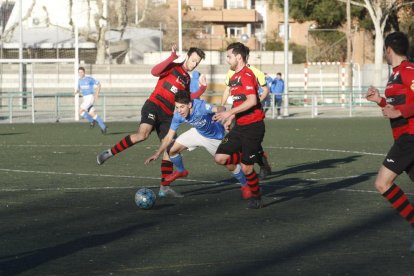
[270,72,284,119]
[190,70,201,94]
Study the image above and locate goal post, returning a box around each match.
[0,58,78,123]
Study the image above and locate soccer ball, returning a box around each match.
[135,188,156,210]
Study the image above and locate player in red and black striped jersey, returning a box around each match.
[214,42,265,209]
[97,45,206,197]
[366,32,414,252]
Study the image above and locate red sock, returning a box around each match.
[161,160,173,186]
[110,135,134,155]
[246,170,261,198]
[383,183,414,226]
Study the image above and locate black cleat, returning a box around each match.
[90,121,96,129]
[247,197,263,209]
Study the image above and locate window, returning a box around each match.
[227,0,244,9]
[278,23,291,39]
[203,0,214,8]
[227,26,244,38]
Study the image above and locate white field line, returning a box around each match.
[0,168,393,195]
[0,144,388,157]
[0,145,388,194]
[266,146,386,157]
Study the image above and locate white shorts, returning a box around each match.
[80,94,95,112]
[175,127,221,156]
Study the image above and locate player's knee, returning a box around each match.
[214,154,227,165]
[131,131,149,143]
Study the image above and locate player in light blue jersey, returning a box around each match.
[145,90,249,199]
[76,67,107,134]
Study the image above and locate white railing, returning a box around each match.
[0,88,382,124]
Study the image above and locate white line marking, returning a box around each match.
[266,146,386,157]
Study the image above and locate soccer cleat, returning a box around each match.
[90,121,96,129]
[410,229,414,252]
[247,197,263,209]
[97,149,113,165]
[259,153,272,180]
[164,170,189,183]
[240,185,252,200]
[101,127,108,135]
[158,185,184,198]
[259,166,271,180]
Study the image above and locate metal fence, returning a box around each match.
[0,87,382,124]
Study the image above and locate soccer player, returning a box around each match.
[76,67,107,134]
[97,45,206,196]
[365,31,414,252]
[221,57,272,181]
[144,90,250,198]
[214,42,266,209]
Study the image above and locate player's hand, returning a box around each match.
[213,110,232,122]
[144,154,159,165]
[199,74,207,87]
[382,104,402,119]
[223,119,233,131]
[171,44,177,55]
[366,86,381,103]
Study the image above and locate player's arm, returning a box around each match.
[395,72,414,118]
[259,85,269,102]
[366,86,386,107]
[190,74,207,99]
[144,129,177,164]
[94,82,101,101]
[221,86,231,105]
[214,94,257,122]
[212,105,226,113]
[151,45,178,77]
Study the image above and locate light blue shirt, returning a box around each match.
[170,99,224,140]
[78,76,99,96]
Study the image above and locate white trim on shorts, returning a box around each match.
[80,94,95,112]
[175,127,221,156]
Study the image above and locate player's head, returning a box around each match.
[276,72,282,79]
[226,42,249,71]
[174,91,192,117]
[384,32,409,64]
[183,48,205,72]
[78,67,86,78]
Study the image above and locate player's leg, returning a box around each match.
[240,122,265,209]
[257,145,271,180]
[80,96,95,126]
[156,108,185,198]
[377,137,414,251]
[88,108,107,134]
[276,97,282,119]
[164,141,189,183]
[97,100,156,165]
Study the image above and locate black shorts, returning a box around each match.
[140,100,172,140]
[383,134,414,175]
[216,121,265,165]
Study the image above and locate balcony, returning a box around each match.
[184,8,262,23]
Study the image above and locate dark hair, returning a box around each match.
[227,42,249,62]
[277,72,282,77]
[78,67,85,72]
[174,90,191,104]
[187,47,206,60]
[384,32,409,57]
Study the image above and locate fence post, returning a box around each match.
[55,95,60,122]
[9,96,13,123]
[311,94,318,118]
